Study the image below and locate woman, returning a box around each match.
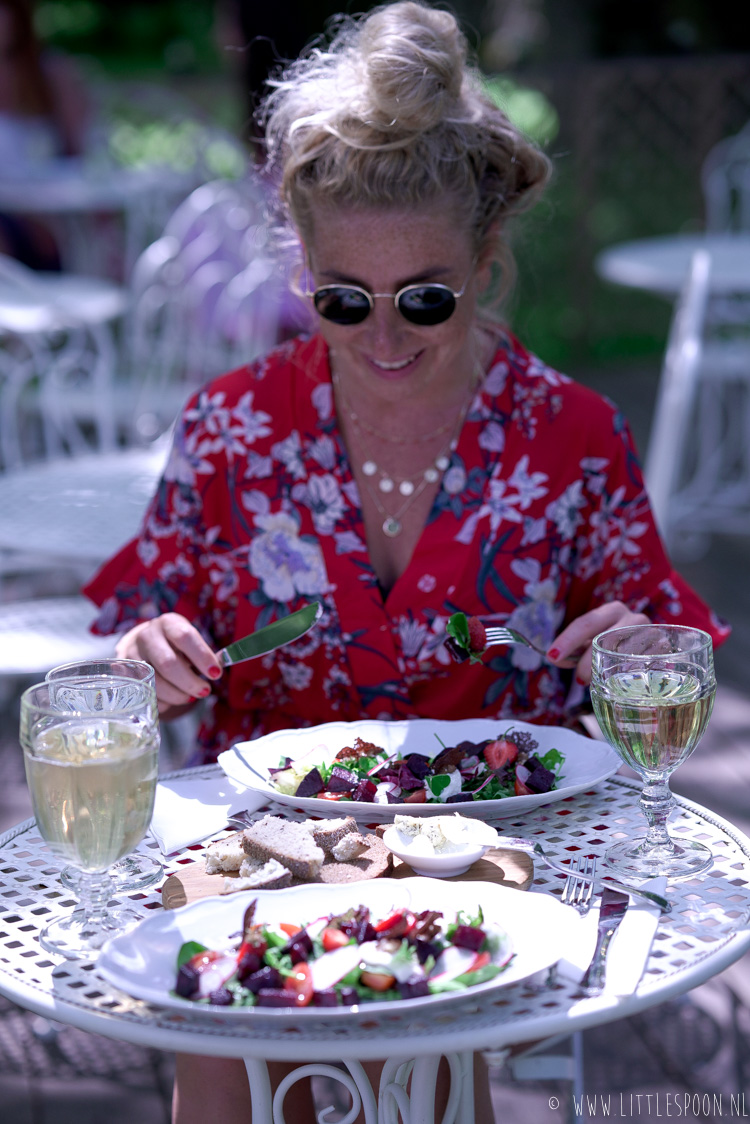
[84,3,727,1119]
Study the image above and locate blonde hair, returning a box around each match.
[261,1,551,297]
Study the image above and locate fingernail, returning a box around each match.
[574,674,586,686]
[547,647,561,660]
[199,685,211,697]
[207,666,222,680]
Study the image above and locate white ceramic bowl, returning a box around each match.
[382,825,491,877]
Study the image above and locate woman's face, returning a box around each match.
[303,201,488,407]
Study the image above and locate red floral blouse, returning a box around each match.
[84,332,729,762]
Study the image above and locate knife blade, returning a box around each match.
[579,887,629,994]
[217,602,323,667]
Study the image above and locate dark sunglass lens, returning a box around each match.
[314,287,371,325]
[398,286,456,325]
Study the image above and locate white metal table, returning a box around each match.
[595,233,750,297]
[0,161,196,280]
[1,769,749,1123]
[0,443,166,569]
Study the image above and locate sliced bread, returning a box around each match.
[242,815,324,879]
[221,857,292,894]
[306,815,358,855]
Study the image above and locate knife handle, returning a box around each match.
[580,923,619,994]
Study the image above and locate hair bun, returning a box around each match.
[357,3,466,132]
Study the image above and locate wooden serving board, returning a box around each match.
[162,845,533,910]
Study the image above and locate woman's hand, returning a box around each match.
[546,602,650,685]
[115,613,222,717]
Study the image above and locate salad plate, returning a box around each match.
[218,718,620,822]
[97,877,578,1020]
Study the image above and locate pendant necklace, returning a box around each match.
[332,370,477,538]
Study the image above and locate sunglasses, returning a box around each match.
[306,268,473,327]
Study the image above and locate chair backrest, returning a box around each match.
[0,254,120,470]
[121,177,283,442]
[644,250,712,538]
[702,122,750,232]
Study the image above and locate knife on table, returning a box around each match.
[217,602,323,667]
[579,887,629,995]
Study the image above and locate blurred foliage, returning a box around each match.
[482,75,560,146]
[35,0,221,75]
[106,117,246,178]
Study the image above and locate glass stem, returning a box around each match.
[639,776,674,849]
[76,870,115,927]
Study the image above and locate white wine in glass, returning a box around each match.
[46,659,164,892]
[591,624,716,879]
[20,678,159,958]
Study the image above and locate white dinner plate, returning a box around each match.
[98,877,578,1020]
[218,718,620,822]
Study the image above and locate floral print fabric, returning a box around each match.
[84,332,729,762]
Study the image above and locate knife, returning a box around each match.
[579,887,629,994]
[217,602,323,667]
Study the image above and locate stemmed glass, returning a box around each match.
[20,673,160,958]
[590,623,716,879]
[46,659,164,892]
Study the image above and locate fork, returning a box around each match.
[561,855,596,915]
[483,626,548,656]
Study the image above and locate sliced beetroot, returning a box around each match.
[396,763,425,791]
[526,765,556,794]
[207,987,234,1006]
[295,767,324,797]
[386,788,402,803]
[268,757,293,775]
[285,931,313,964]
[244,966,282,994]
[256,988,299,1007]
[415,938,442,965]
[446,792,473,803]
[524,755,543,773]
[399,975,431,1000]
[444,636,469,663]
[353,777,377,802]
[175,963,200,998]
[327,765,359,792]
[338,987,359,1006]
[339,918,377,943]
[236,948,263,981]
[403,753,431,779]
[312,989,340,1007]
[452,924,486,952]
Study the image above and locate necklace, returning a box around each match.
[331,360,481,538]
[332,368,455,446]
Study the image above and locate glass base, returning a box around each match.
[38,904,142,960]
[605,835,713,880]
[61,852,164,894]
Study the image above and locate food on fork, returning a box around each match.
[444,613,487,664]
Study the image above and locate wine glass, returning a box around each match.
[590,623,716,879]
[20,675,160,958]
[46,659,164,892]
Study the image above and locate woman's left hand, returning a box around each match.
[546,601,650,685]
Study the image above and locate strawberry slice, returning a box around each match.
[283,962,314,1006]
[483,738,518,771]
[321,927,350,952]
[467,616,487,653]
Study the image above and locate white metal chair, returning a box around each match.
[645,247,750,559]
[702,121,750,233]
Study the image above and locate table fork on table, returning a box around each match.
[561,855,596,915]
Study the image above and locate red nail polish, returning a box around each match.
[547,647,561,660]
[207,666,222,680]
[199,685,211,697]
[574,674,586,686]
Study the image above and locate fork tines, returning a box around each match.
[561,855,597,914]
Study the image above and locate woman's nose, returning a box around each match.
[367,296,406,344]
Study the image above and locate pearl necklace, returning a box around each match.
[332,372,476,538]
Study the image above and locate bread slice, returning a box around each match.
[316,833,393,884]
[331,832,368,861]
[205,833,246,873]
[221,857,292,894]
[242,815,324,879]
[306,815,358,855]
